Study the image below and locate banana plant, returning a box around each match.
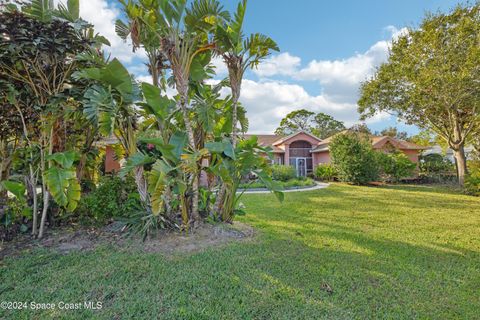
[214,0,278,147]
[117,0,229,223]
[75,58,155,208]
[44,151,81,212]
[206,136,283,222]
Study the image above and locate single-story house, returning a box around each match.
[245,130,426,177]
[101,130,426,177]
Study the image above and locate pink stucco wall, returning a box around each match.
[277,132,322,166]
[313,151,331,166]
[400,149,420,163]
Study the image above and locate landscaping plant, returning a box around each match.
[329,132,379,185]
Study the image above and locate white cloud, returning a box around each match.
[253,53,301,77]
[211,56,228,77]
[55,0,146,64]
[238,79,391,134]
[239,27,407,133]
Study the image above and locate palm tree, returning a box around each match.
[117,0,228,223]
[215,0,278,147]
[212,0,278,216]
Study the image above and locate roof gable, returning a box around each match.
[272,131,322,146]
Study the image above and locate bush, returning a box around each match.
[330,133,379,184]
[377,151,416,182]
[239,178,315,189]
[419,154,456,183]
[314,164,337,181]
[465,174,480,196]
[465,165,480,196]
[76,175,142,224]
[271,165,296,182]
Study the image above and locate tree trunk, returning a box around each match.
[230,71,242,148]
[38,125,54,239]
[453,146,468,186]
[29,164,38,236]
[212,183,226,217]
[178,89,200,223]
[134,166,151,211]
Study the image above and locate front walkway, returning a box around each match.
[239,182,330,194]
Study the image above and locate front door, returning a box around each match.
[296,158,307,177]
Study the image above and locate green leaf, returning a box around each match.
[169,131,188,158]
[44,167,78,210]
[66,178,81,212]
[148,161,167,215]
[120,152,155,177]
[141,83,171,119]
[67,0,79,20]
[1,181,26,200]
[103,58,133,95]
[47,151,79,169]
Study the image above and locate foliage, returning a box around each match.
[208,136,283,221]
[379,127,408,140]
[239,178,315,190]
[76,175,141,224]
[270,165,296,182]
[464,162,480,196]
[274,109,315,136]
[2,185,480,319]
[44,151,81,212]
[312,113,346,139]
[274,109,345,138]
[419,154,454,175]
[464,172,480,196]
[330,132,379,184]
[376,151,416,182]
[358,4,480,185]
[314,164,338,181]
[0,180,31,229]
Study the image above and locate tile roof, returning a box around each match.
[243,134,285,152]
[311,131,427,152]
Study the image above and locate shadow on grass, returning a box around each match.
[1,184,479,319]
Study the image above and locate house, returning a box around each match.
[245,130,426,177]
[422,145,476,162]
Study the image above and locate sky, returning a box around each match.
[69,0,461,135]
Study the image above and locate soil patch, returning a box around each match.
[0,222,255,259]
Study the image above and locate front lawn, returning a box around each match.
[1,184,479,319]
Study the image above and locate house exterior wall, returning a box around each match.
[313,151,331,166]
[276,133,322,168]
[105,145,120,173]
[400,149,420,163]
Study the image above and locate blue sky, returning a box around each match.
[74,0,462,135]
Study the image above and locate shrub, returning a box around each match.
[330,132,379,184]
[271,165,296,181]
[465,174,480,196]
[377,151,416,182]
[465,165,480,196]
[314,164,337,181]
[419,154,456,183]
[76,175,142,224]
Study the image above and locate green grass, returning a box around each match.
[1,184,480,319]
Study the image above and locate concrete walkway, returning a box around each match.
[239,182,330,194]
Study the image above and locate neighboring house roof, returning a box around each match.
[311,131,426,153]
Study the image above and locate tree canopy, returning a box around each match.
[275,109,345,138]
[358,3,480,185]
